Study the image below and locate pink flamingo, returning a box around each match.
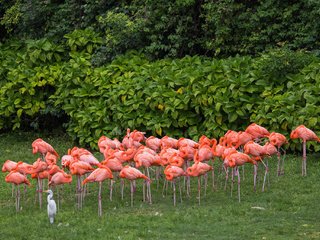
[70,160,94,209]
[186,162,212,205]
[245,123,270,141]
[146,136,162,153]
[164,165,186,206]
[268,132,288,176]
[134,150,161,204]
[119,166,150,206]
[223,151,257,202]
[290,125,320,176]
[244,141,269,192]
[101,156,124,201]
[5,170,31,211]
[82,164,113,217]
[2,160,18,196]
[49,169,72,210]
[32,138,59,161]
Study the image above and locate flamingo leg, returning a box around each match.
[204,173,208,197]
[23,183,27,199]
[18,185,21,212]
[237,167,241,203]
[34,178,38,205]
[211,160,215,191]
[60,185,63,210]
[98,181,102,217]
[242,165,245,181]
[15,185,17,211]
[277,147,281,176]
[80,177,83,210]
[162,179,167,197]
[146,167,152,204]
[142,180,146,202]
[130,180,134,207]
[15,185,18,212]
[82,176,86,209]
[57,186,60,211]
[178,177,182,203]
[198,176,201,206]
[230,168,234,197]
[224,167,229,191]
[266,159,270,189]
[37,176,42,209]
[186,161,190,197]
[261,159,268,192]
[143,169,147,202]
[121,179,124,200]
[12,183,14,198]
[156,166,160,189]
[253,164,257,192]
[110,179,114,201]
[83,174,88,197]
[281,149,286,175]
[148,180,152,204]
[173,179,176,206]
[302,141,307,176]
[77,175,81,209]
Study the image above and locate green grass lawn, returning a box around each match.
[1,132,320,240]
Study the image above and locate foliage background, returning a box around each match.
[0,0,320,151]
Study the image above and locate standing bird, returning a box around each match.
[49,169,72,210]
[290,125,320,176]
[119,166,150,207]
[194,144,214,190]
[45,190,57,224]
[2,160,19,197]
[82,164,113,217]
[268,132,288,176]
[244,141,268,192]
[69,160,94,209]
[98,136,122,153]
[164,165,185,206]
[5,170,31,211]
[32,138,59,161]
[31,158,48,209]
[101,156,124,201]
[223,152,256,202]
[245,123,270,141]
[186,162,212,205]
[145,136,162,153]
[2,159,18,172]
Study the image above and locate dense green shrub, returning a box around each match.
[1,37,319,151]
[49,50,320,150]
[0,39,65,130]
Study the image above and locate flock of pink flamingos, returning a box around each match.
[2,123,320,216]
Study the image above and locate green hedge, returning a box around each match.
[0,39,319,150]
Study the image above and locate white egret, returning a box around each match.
[45,190,57,224]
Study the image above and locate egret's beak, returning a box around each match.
[44,190,49,193]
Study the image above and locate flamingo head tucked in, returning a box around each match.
[290,130,299,140]
[223,158,236,168]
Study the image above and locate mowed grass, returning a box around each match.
[1,132,320,240]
